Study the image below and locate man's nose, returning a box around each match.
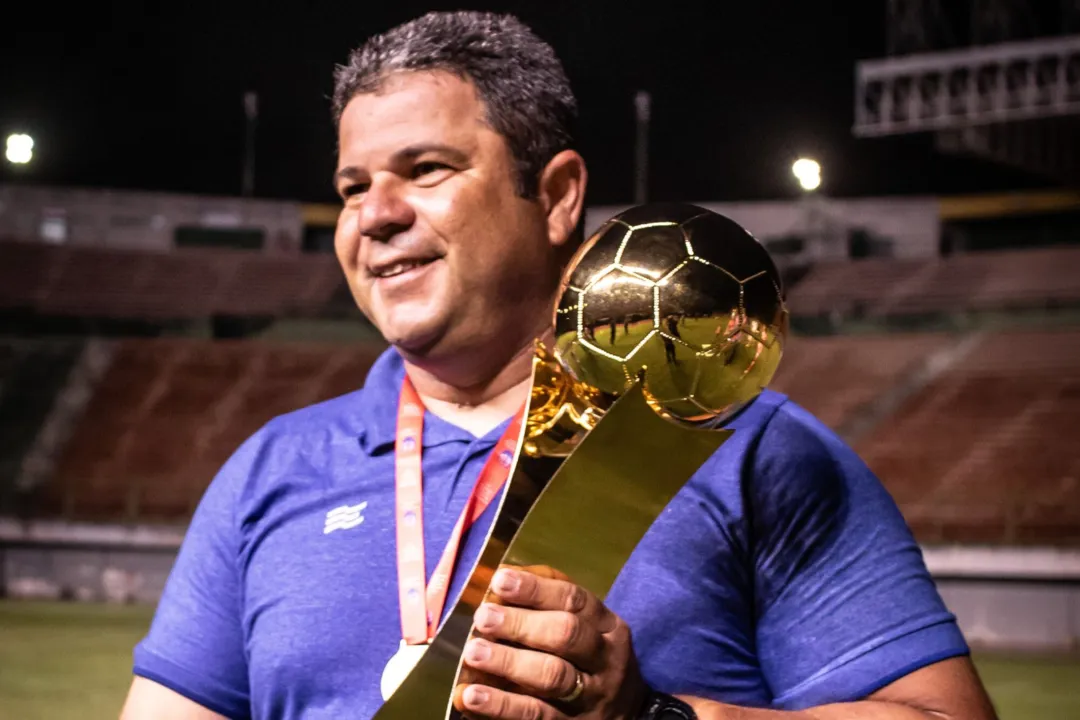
[358,175,416,241]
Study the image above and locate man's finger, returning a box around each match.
[481,565,570,609]
[458,682,569,720]
[507,564,571,583]
[490,568,611,624]
[472,603,603,670]
[462,637,588,700]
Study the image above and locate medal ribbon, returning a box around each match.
[395,377,523,645]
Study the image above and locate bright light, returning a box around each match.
[5,133,34,165]
[792,158,821,191]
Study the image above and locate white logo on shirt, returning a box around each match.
[324,502,368,534]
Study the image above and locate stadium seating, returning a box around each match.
[44,339,384,521]
[0,240,346,320]
[0,339,84,515]
[856,329,1080,545]
[6,323,1080,546]
[8,239,1079,324]
[789,246,1080,319]
[769,333,952,429]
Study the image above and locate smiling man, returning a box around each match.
[121,11,998,720]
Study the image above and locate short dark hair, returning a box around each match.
[332,11,577,198]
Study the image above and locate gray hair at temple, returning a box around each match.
[331,11,578,199]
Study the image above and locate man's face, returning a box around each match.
[334,71,558,360]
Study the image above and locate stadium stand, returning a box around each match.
[769,333,954,430]
[0,339,84,515]
[10,325,1074,549]
[789,246,1080,320]
[4,224,1080,550]
[36,339,383,522]
[856,329,1080,546]
[0,240,346,319]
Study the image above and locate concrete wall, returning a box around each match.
[2,544,174,605]
[4,547,1076,650]
[0,520,182,604]
[0,186,941,262]
[0,184,304,253]
[2,522,1077,652]
[939,580,1080,651]
[586,196,942,262]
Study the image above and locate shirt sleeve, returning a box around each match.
[749,403,969,709]
[132,432,262,719]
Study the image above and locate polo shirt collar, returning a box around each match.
[356,347,510,455]
[356,347,405,455]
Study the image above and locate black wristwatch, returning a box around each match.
[638,690,697,719]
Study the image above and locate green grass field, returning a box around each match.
[1,600,1077,719]
[0,601,155,720]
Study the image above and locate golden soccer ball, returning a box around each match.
[554,203,788,424]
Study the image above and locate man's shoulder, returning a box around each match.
[729,390,896,535]
[213,347,402,485]
[207,386,372,493]
[722,390,838,457]
[261,386,369,439]
[253,346,401,445]
[708,389,872,498]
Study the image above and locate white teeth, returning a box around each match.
[375,258,431,278]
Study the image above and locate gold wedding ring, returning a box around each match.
[557,668,585,704]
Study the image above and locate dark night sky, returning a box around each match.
[0,1,1048,206]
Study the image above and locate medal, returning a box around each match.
[380,640,430,701]
[381,378,523,699]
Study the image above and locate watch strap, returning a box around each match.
[639,690,697,719]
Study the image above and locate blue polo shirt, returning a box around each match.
[133,347,967,719]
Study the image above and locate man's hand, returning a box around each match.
[453,566,648,719]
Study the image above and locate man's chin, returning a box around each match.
[381,323,446,359]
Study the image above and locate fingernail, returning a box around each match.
[492,568,520,594]
[465,639,491,663]
[475,603,503,630]
[464,685,490,708]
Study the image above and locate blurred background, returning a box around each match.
[1,1,1079,717]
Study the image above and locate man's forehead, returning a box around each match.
[370,68,472,98]
[338,70,486,146]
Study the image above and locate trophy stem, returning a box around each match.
[373,363,730,720]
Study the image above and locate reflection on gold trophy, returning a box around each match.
[373,202,789,719]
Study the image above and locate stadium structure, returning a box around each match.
[1,0,1079,655]
[856,0,1080,184]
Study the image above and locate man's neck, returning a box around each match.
[402,328,551,437]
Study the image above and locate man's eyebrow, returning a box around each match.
[333,144,470,186]
[394,143,470,165]
[334,166,365,185]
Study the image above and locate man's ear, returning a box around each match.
[536,149,588,250]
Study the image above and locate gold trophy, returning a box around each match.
[375,203,789,718]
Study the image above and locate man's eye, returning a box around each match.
[342,183,369,197]
[412,162,451,179]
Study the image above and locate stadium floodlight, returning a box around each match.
[792,158,821,192]
[5,133,34,165]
